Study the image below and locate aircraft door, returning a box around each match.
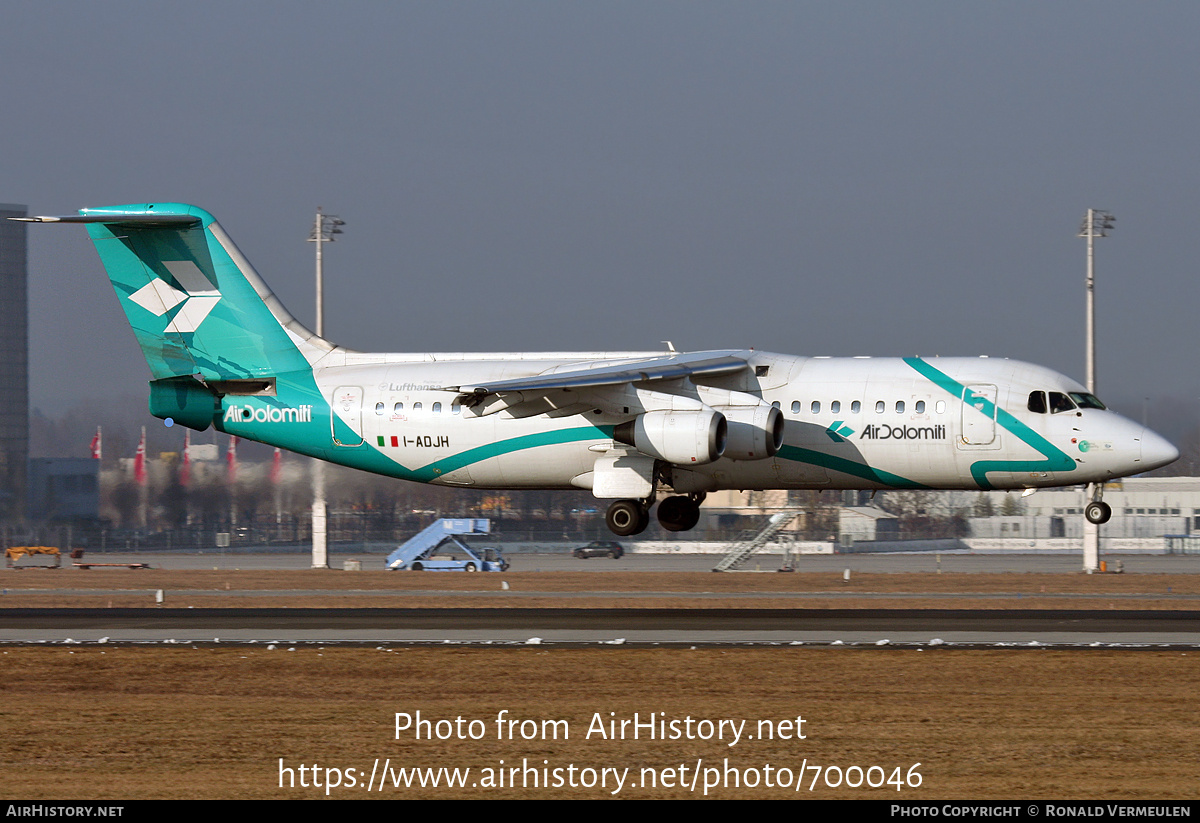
[332,385,365,446]
[960,384,997,446]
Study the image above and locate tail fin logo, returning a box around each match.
[128,261,221,334]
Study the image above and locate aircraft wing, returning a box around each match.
[449,351,750,395]
[443,350,752,418]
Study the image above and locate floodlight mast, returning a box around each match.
[307,208,344,569]
[1079,208,1114,396]
[1078,208,1114,573]
[309,208,344,338]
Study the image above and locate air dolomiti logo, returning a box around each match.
[825,421,855,443]
[128,261,221,334]
[224,404,314,424]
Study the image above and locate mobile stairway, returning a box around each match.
[385,518,509,571]
[712,511,799,572]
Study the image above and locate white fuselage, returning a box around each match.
[283,350,1175,495]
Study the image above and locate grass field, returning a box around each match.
[1,570,1197,799]
[2,645,1197,799]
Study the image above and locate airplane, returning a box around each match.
[16,203,1179,535]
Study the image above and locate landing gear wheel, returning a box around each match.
[411,562,424,571]
[656,495,701,532]
[606,499,650,536]
[1085,501,1112,525]
[465,562,477,572]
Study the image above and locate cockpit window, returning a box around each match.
[1028,391,1047,414]
[1049,392,1077,414]
[1068,392,1106,410]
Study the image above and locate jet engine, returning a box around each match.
[718,404,784,460]
[613,409,727,465]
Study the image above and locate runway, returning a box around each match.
[5,551,1199,645]
[4,606,1200,646]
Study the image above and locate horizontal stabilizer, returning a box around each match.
[12,212,201,227]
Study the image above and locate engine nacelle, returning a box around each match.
[719,405,785,460]
[149,376,217,432]
[613,409,727,465]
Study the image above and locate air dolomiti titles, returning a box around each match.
[223,404,314,423]
[858,423,947,441]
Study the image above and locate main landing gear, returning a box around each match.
[604,494,705,536]
[605,499,650,536]
[656,495,702,532]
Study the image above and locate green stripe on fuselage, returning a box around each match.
[776,445,929,489]
[216,372,613,483]
[903,357,1075,489]
[404,425,614,482]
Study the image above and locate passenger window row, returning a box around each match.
[781,399,943,415]
[374,401,462,415]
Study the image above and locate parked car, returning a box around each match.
[573,540,624,559]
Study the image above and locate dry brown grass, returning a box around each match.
[2,569,1197,799]
[0,646,1197,799]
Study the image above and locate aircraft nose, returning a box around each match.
[1140,427,1179,471]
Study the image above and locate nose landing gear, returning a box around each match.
[1084,481,1112,524]
[1085,500,1112,525]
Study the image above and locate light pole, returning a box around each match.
[1079,209,1114,396]
[309,208,344,339]
[308,209,344,569]
[1078,208,1114,572]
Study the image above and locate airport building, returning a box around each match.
[0,204,27,523]
[27,458,100,522]
[705,477,1200,550]
[968,477,1200,540]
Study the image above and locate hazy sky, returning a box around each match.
[7,1,1199,427]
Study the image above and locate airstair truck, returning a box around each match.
[385,518,509,571]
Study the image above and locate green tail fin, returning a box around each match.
[80,203,326,381]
